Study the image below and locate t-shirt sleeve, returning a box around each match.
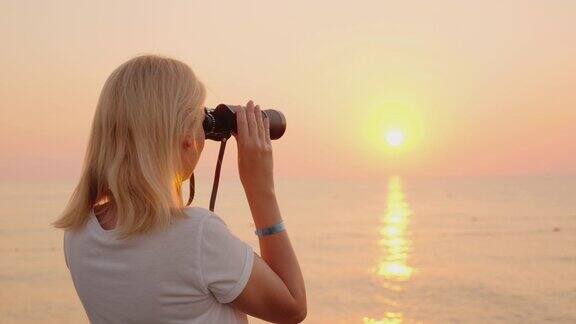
[200,214,255,304]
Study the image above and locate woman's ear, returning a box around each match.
[182,134,193,150]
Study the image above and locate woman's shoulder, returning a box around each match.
[182,206,217,221]
[177,206,228,231]
[167,207,238,253]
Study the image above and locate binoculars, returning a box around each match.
[203,104,286,141]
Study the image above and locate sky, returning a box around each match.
[1,0,575,181]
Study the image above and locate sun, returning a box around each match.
[361,100,424,155]
[385,129,404,147]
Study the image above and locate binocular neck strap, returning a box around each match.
[186,137,228,212]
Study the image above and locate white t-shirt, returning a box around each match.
[63,206,255,324]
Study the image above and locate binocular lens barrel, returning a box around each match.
[203,104,286,141]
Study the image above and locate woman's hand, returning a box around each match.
[233,100,274,197]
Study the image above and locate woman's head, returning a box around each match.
[53,55,206,238]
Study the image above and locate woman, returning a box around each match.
[53,55,307,323]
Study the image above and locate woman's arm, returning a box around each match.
[228,100,307,323]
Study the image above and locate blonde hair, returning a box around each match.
[53,55,206,239]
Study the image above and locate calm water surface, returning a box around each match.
[1,176,575,323]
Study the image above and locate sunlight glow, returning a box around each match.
[385,130,404,147]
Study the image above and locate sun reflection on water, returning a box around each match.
[377,177,413,282]
[362,312,403,324]
[363,176,415,323]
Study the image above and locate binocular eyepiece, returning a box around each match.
[203,104,286,141]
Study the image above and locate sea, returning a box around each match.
[1,176,575,323]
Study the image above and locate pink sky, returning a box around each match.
[1,1,575,181]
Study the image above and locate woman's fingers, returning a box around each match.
[263,113,271,143]
[236,100,268,146]
[255,105,264,141]
[246,100,257,138]
[235,105,248,141]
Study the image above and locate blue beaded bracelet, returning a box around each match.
[255,220,285,237]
